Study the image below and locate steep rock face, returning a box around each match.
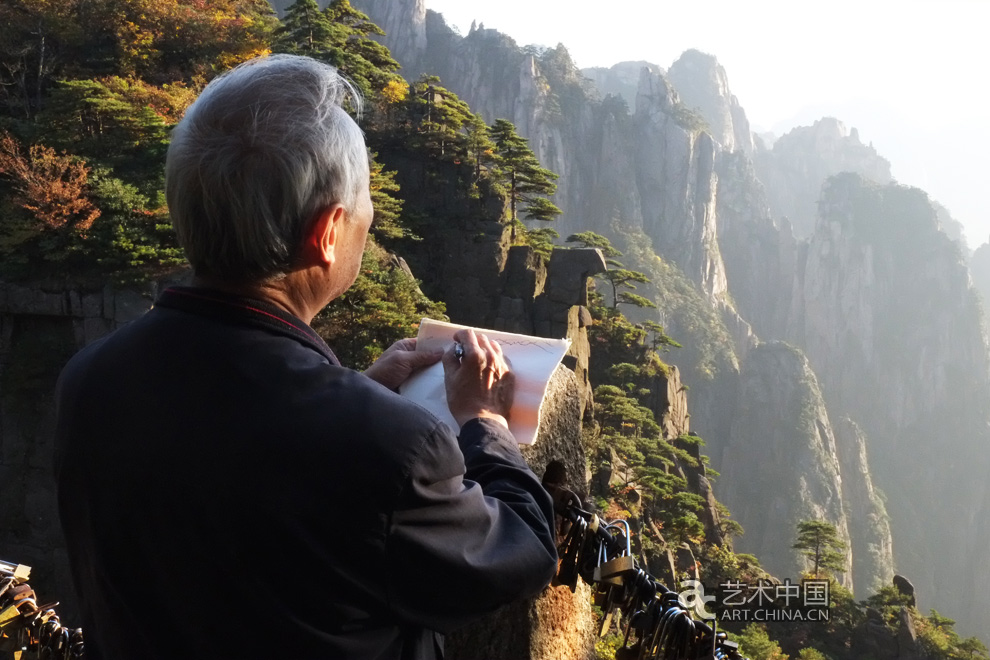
[833,417,894,595]
[633,70,727,301]
[580,61,663,113]
[718,342,853,587]
[665,49,754,156]
[790,174,990,631]
[353,0,427,74]
[715,150,798,342]
[933,201,968,252]
[754,118,892,238]
[969,241,990,327]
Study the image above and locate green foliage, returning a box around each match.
[915,610,990,660]
[793,519,847,577]
[275,0,336,56]
[274,0,400,98]
[698,544,771,591]
[524,227,559,261]
[618,226,736,381]
[533,44,595,126]
[567,231,655,310]
[566,231,621,257]
[670,103,709,134]
[368,157,406,241]
[863,585,912,625]
[314,240,446,369]
[583,281,726,550]
[38,77,173,193]
[594,630,623,660]
[732,624,788,660]
[489,118,561,227]
[396,76,479,163]
[796,648,828,660]
[710,502,743,540]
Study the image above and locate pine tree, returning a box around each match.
[403,76,475,160]
[368,158,404,240]
[275,0,335,55]
[793,519,847,577]
[322,0,400,97]
[464,112,496,181]
[274,0,400,97]
[566,231,655,310]
[488,118,560,237]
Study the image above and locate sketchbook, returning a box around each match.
[398,318,571,445]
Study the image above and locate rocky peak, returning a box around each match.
[666,49,754,156]
[754,117,892,238]
[581,60,664,113]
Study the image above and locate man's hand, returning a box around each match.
[364,338,442,390]
[442,329,515,430]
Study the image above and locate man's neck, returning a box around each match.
[191,271,325,325]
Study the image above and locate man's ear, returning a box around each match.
[308,204,347,266]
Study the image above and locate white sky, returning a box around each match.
[426,0,990,248]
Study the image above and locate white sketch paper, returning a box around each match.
[398,318,571,445]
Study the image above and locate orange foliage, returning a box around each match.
[0,131,100,232]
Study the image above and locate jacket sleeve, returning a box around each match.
[384,418,558,633]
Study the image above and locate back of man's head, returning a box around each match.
[166,54,368,284]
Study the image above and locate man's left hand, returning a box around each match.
[364,338,442,390]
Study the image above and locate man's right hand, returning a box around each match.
[442,328,516,430]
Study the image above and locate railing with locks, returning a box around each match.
[544,481,749,660]
[0,560,84,660]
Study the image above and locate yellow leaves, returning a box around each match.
[216,47,271,72]
[0,131,101,232]
[98,76,196,124]
[380,78,409,105]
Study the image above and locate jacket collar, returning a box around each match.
[155,286,341,367]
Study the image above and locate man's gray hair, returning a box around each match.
[166,54,368,283]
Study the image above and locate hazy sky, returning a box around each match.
[426,0,990,248]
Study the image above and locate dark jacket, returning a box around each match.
[54,286,557,660]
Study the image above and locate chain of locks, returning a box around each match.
[545,480,749,660]
[0,561,84,660]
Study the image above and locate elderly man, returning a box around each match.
[54,55,557,660]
